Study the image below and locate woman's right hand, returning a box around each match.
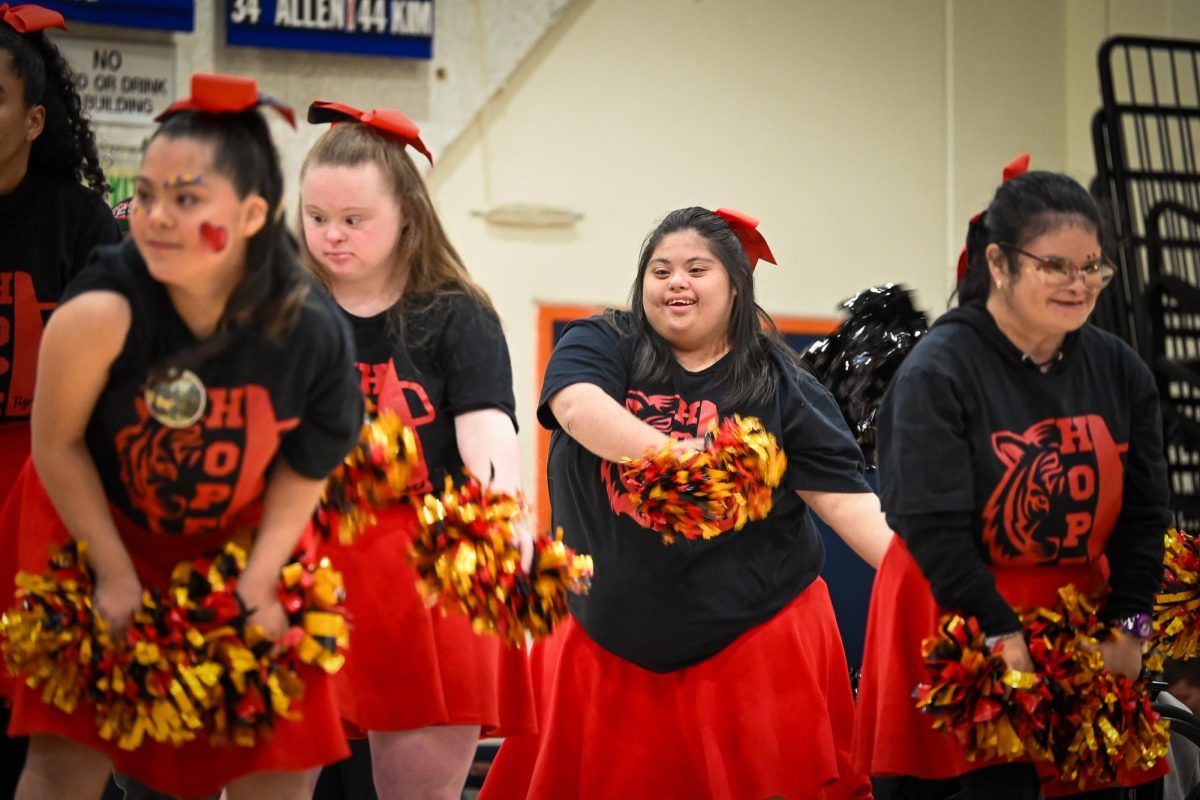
[93,570,143,640]
[992,632,1035,673]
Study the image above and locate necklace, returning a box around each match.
[1021,350,1063,370]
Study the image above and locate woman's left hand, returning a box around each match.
[237,577,289,642]
[1097,632,1144,680]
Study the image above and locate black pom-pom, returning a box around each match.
[804,284,928,467]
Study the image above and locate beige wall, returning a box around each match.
[58,0,1200,493]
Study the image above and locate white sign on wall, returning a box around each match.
[56,37,176,127]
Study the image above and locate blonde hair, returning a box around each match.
[297,123,495,334]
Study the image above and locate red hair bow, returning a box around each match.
[956,152,1031,283]
[0,3,65,33]
[308,101,433,166]
[713,207,776,270]
[155,73,297,128]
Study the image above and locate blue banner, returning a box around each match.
[39,0,194,32]
[227,0,432,59]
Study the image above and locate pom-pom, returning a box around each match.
[1153,527,1200,661]
[618,415,786,544]
[804,284,928,466]
[315,408,419,545]
[410,476,592,647]
[915,615,1049,763]
[916,585,1169,787]
[1,538,348,750]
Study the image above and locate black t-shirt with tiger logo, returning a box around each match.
[538,312,871,673]
[0,168,120,431]
[341,292,516,495]
[877,302,1169,624]
[60,240,363,537]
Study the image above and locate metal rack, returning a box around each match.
[1093,36,1200,530]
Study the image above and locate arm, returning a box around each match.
[455,408,535,568]
[548,383,670,463]
[1099,360,1170,679]
[31,291,139,634]
[797,489,893,569]
[236,460,328,639]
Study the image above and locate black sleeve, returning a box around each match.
[437,294,517,429]
[782,367,871,494]
[1103,355,1170,622]
[279,298,365,479]
[898,511,1022,634]
[70,192,122,275]
[877,361,976,516]
[537,315,628,431]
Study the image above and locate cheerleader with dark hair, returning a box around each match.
[853,160,1170,798]
[2,73,363,799]
[480,206,891,800]
[0,8,120,792]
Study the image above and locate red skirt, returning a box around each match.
[3,461,350,798]
[317,504,535,736]
[853,537,1167,796]
[0,428,31,699]
[479,578,872,800]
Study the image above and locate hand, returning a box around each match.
[992,632,1035,673]
[93,570,143,640]
[237,577,289,642]
[513,518,534,574]
[669,437,707,458]
[1097,633,1144,680]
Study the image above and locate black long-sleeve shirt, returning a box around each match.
[876,302,1169,632]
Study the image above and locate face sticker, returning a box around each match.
[200,222,227,252]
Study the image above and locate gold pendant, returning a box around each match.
[144,368,207,429]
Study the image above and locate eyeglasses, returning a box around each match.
[997,243,1116,289]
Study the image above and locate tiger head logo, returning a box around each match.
[115,398,205,534]
[981,415,1126,566]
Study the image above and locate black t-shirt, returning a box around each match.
[343,292,516,493]
[60,240,363,536]
[0,169,120,426]
[538,313,871,673]
[877,303,1169,620]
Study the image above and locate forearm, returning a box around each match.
[549,383,668,463]
[899,511,1021,634]
[240,460,325,590]
[455,409,524,495]
[32,440,134,581]
[798,489,893,569]
[1104,517,1166,621]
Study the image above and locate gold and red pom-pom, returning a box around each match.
[315,408,419,545]
[917,585,1169,787]
[618,414,786,543]
[0,538,349,750]
[1153,527,1200,661]
[915,615,1048,764]
[410,475,593,647]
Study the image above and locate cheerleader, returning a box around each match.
[4,73,363,799]
[480,206,891,799]
[298,101,535,800]
[0,5,120,791]
[853,168,1170,798]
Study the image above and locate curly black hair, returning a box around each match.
[0,24,107,194]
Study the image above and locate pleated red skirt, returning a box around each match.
[853,537,1167,797]
[317,504,536,736]
[479,577,873,800]
[0,424,31,699]
[2,461,350,798]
